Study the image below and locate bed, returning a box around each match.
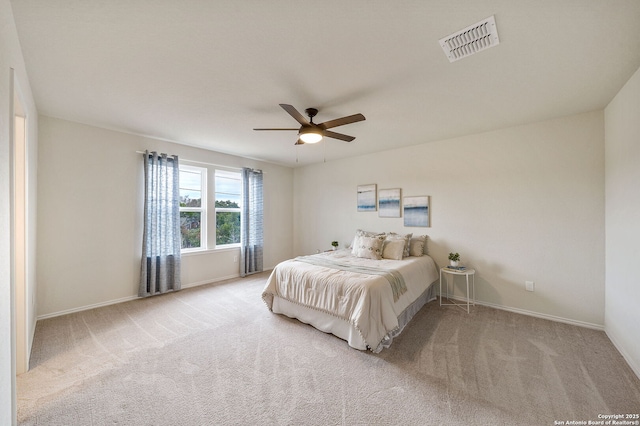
[262,232,439,352]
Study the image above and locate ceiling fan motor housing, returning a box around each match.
[305,108,319,121]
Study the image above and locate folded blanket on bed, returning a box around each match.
[293,255,408,302]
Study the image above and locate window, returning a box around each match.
[179,165,207,251]
[215,170,241,247]
[178,166,241,251]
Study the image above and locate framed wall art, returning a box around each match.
[357,184,377,212]
[378,188,401,218]
[403,196,429,227]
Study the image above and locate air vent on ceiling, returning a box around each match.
[439,15,500,62]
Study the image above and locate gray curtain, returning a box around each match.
[240,167,263,277]
[139,151,182,297]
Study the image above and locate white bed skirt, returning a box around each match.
[271,280,437,352]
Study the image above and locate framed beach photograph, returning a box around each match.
[357,184,377,212]
[378,188,401,218]
[403,196,430,227]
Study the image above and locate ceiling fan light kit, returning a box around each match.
[254,104,365,145]
[299,128,323,144]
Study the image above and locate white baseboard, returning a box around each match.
[605,329,640,380]
[37,274,243,321]
[181,274,240,289]
[37,295,139,320]
[442,295,605,330]
[444,295,640,379]
[37,294,139,320]
[27,316,37,370]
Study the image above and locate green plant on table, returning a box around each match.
[448,252,460,262]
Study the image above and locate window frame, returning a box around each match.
[179,164,207,253]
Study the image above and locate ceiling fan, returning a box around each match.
[254,104,365,145]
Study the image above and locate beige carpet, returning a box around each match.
[18,272,640,425]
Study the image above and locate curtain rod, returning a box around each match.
[136,150,245,171]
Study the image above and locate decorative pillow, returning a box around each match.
[351,229,385,255]
[382,239,405,260]
[359,229,384,238]
[409,235,427,256]
[388,232,412,258]
[355,235,385,260]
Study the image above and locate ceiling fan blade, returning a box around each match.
[253,128,299,131]
[324,130,356,142]
[294,139,304,145]
[279,104,309,126]
[319,113,365,130]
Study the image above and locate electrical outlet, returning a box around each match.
[525,281,535,292]
[233,255,238,262]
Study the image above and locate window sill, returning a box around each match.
[181,246,240,257]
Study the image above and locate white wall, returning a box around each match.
[294,111,605,327]
[1,0,39,423]
[37,116,293,317]
[605,65,640,377]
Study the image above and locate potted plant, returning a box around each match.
[331,241,339,251]
[448,252,460,267]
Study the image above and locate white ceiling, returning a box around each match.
[10,0,640,167]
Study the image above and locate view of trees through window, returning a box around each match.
[180,208,202,249]
[215,170,241,246]
[179,166,205,250]
[215,200,240,245]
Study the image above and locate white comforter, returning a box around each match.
[262,250,439,351]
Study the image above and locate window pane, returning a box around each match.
[216,177,241,195]
[215,169,239,180]
[216,176,240,192]
[180,168,202,207]
[216,211,240,245]
[180,212,201,249]
[180,170,201,190]
[179,165,207,252]
[214,195,240,208]
[214,170,241,247]
[180,189,201,207]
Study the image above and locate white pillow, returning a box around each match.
[409,235,427,257]
[351,229,384,255]
[382,239,405,260]
[355,235,385,260]
[388,232,412,258]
